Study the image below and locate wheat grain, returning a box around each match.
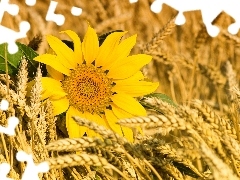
[46,137,118,152]
[72,116,127,145]
[143,16,176,55]
[200,143,240,180]
[47,153,108,169]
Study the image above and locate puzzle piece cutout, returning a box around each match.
[0,116,19,136]
[129,0,138,3]
[71,6,82,16]
[0,21,30,54]
[0,0,82,53]
[0,163,13,180]
[46,0,65,26]
[16,151,49,180]
[150,0,240,37]
[0,0,19,22]
[0,99,19,136]
[0,99,9,111]
[0,0,30,54]
[25,0,36,6]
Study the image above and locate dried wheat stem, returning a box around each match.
[124,152,152,180]
[187,26,209,105]
[31,120,48,155]
[26,67,42,119]
[230,154,240,177]
[4,44,9,96]
[224,61,238,101]
[46,137,117,152]
[198,63,226,87]
[1,133,9,163]
[72,116,127,144]
[66,167,81,180]
[0,82,18,104]
[47,153,108,169]
[159,159,184,180]
[221,28,240,43]
[151,52,174,66]
[107,163,130,180]
[143,159,163,180]
[191,99,237,139]
[168,69,178,103]
[143,16,176,54]
[95,13,132,33]
[221,134,240,161]
[92,0,108,20]
[117,114,186,136]
[45,100,57,143]
[86,146,123,170]
[200,143,239,180]
[16,57,28,116]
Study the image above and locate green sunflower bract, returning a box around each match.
[33,25,159,141]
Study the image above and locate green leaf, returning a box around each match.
[0,43,23,74]
[0,42,39,75]
[17,42,38,61]
[145,93,177,107]
[17,42,39,76]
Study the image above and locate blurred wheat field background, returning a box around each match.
[1,0,240,179]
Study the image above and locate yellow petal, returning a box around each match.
[108,54,152,79]
[125,71,144,81]
[105,109,133,142]
[46,65,64,81]
[113,80,159,97]
[116,34,136,60]
[95,31,127,68]
[46,35,76,69]
[41,77,67,100]
[82,25,99,65]
[60,30,83,65]
[34,54,70,76]
[51,97,69,115]
[105,34,137,70]
[111,104,133,119]
[86,129,101,138]
[111,92,147,116]
[42,90,66,101]
[66,106,87,138]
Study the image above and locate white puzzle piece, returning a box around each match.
[71,6,82,16]
[0,99,19,136]
[0,0,30,54]
[0,0,19,22]
[0,21,30,54]
[25,0,36,6]
[46,1,65,26]
[16,151,49,180]
[0,99,9,111]
[0,0,83,54]
[0,163,13,180]
[150,0,240,37]
[129,0,138,3]
[0,116,19,136]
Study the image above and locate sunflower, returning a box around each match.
[34,25,159,141]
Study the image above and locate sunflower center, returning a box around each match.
[62,64,113,114]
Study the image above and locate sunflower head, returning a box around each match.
[33,25,159,141]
